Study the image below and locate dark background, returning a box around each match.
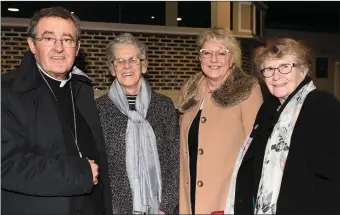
[1,1,340,33]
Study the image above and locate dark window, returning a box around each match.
[1,1,119,23]
[1,1,166,26]
[178,1,211,28]
[316,57,328,78]
[265,2,340,33]
[255,8,261,36]
[119,1,165,26]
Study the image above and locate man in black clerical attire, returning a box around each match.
[1,6,112,215]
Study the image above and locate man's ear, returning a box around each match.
[27,38,36,54]
[76,41,81,56]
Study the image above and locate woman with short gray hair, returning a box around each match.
[96,33,179,214]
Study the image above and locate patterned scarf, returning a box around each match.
[108,77,162,214]
[225,80,316,214]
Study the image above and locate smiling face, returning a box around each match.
[111,43,146,95]
[262,55,308,104]
[200,40,234,86]
[27,17,80,80]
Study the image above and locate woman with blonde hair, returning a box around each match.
[225,38,340,214]
[178,27,263,214]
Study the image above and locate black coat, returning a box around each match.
[234,77,340,214]
[1,51,113,215]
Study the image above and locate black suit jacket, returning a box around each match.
[234,77,340,214]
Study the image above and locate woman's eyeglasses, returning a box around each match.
[260,63,297,78]
[111,57,144,67]
[199,49,230,59]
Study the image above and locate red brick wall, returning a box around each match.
[1,18,253,93]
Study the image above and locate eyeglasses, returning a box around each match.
[199,49,230,59]
[260,63,297,78]
[34,37,77,48]
[112,57,144,67]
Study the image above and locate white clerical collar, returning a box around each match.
[36,63,72,88]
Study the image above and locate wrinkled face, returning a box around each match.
[200,40,234,85]
[27,17,80,80]
[111,44,146,95]
[262,55,308,104]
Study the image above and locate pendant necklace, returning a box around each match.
[39,70,82,158]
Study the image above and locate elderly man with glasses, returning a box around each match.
[1,6,112,215]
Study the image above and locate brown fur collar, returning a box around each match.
[178,67,257,113]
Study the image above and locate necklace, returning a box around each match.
[39,70,82,158]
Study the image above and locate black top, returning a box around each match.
[41,72,105,214]
[188,109,202,215]
[126,94,137,110]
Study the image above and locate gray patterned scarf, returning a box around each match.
[225,80,316,214]
[108,77,162,214]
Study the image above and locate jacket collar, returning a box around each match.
[11,51,39,92]
[12,51,92,92]
[241,75,313,164]
[178,67,258,113]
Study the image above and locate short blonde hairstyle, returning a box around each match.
[254,38,312,72]
[197,27,242,68]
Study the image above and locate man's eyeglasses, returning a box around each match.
[34,37,77,48]
[260,63,297,78]
[112,57,144,67]
[199,49,230,59]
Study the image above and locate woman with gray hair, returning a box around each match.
[96,33,179,214]
[225,38,340,215]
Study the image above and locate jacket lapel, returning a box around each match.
[72,76,105,152]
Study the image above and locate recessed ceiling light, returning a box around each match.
[71,12,74,14]
[151,16,155,19]
[177,17,182,21]
[8,8,19,12]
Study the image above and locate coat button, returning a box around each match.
[201,117,207,123]
[76,208,82,214]
[197,180,203,187]
[198,148,204,155]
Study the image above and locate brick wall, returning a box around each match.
[1,18,255,100]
